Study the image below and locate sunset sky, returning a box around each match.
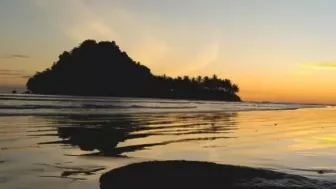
[1,0,336,104]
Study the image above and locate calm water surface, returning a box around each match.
[0,94,335,188]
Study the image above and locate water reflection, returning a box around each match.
[41,112,237,157]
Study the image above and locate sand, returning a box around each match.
[1,107,336,188]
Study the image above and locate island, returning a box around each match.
[26,40,241,101]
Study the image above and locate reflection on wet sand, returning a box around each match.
[35,162,105,179]
[3,108,336,188]
[40,113,237,157]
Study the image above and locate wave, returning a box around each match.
[0,104,197,110]
[0,94,192,104]
[0,96,192,104]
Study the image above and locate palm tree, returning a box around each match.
[231,84,239,94]
[191,77,196,84]
[221,79,232,92]
[203,76,210,89]
[196,76,203,84]
[211,74,220,90]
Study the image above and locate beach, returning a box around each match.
[1,94,336,188]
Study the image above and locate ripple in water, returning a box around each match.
[0,95,335,188]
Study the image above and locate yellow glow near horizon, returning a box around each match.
[1,0,336,104]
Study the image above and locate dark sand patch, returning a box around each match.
[61,167,105,177]
[36,163,105,181]
[100,161,336,189]
[39,175,87,182]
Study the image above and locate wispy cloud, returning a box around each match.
[290,70,314,76]
[0,69,25,76]
[302,62,336,70]
[0,54,31,59]
[34,0,117,42]
[0,70,33,82]
[32,0,222,76]
[21,75,32,79]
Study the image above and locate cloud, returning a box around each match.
[302,62,336,70]
[170,43,220,76]
[0,54,31,59]
[33,0,117,42]
[0,69,25,76]
[32,0,222,76]
[0,70,32,81]
[290,70,314,76]
[21,75,32,79]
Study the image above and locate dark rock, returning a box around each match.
[100,161,335,189]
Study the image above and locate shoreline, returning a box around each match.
[0,107,328,117]
[1,92,242,102]
[0,93,328,117]
[2,93,333,106]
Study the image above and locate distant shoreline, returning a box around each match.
[2,92,333,106]
[24,92,241,102]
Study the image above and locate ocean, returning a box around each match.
[1,94,336,188]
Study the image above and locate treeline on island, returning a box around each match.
[26,40,241,101]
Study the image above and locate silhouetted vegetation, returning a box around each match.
[100,161,332,189]
[27,40,241,101]
[12,90,16,94]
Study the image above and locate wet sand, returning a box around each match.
[1,107,336,188]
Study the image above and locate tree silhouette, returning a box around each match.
[26,40,241,101]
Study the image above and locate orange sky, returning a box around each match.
[1,0,336,104]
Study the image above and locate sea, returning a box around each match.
[1,94,336,188]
